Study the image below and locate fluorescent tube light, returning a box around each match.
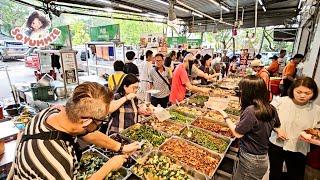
[119,4,142,12]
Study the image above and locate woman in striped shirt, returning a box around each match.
[10,82,140,180]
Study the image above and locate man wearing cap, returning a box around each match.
[169,53,212,104]
[251,59,270,89]
[267,55,279,77]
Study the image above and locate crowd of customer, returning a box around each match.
[8,47,320,180]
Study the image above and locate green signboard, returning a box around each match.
[90,24,120,41]
[187,39,202,48]
[167,37,187,47]
[50,25,70,46]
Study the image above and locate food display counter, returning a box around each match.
[82,82,242,179]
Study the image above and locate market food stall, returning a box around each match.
[76,79,242,179]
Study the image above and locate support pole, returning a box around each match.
[259,27,266,53]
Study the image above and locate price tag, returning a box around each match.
[154,109,171,122]
[205,98,229,110]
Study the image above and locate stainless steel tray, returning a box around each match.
[80,148,132,180]
[159,136,223,179]
[167,108,197,124]
[120,123,169,147]
[169,104,206,117]
[179,125,232,156]
[131,150,207,180]
[108,133,153,162]
[142,118,186,136]
[191,116,236,141]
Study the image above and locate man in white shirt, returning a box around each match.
[278,49,287,75]
[137,50,153,101]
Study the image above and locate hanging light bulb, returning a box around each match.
[245,31,249,41]
[250,33,256,42]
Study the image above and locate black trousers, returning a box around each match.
[151,96,169,108]
[269,143,306,180]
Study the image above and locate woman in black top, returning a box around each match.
[221,75,281,180]
[198,54,217,85]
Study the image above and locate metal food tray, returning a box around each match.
[179,125,233,156]
[186,93,211,106]
[80,148,132,180]
[131,150,207,180]
[143,119,186,136]
[203,109,239,124]
[120,123,170,147]
[167,108,197,124]
[159,136,223,179]
[191,116,236,141]
[168,106,197,118]
[94,135,138,170]
[169,104,207,117]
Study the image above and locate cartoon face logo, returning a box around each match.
[25,11,51,39]
[11,10,61,47]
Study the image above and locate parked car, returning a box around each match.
[0,40,29,62]
[24,48,40,69]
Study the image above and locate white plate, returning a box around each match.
[146,89,160,94]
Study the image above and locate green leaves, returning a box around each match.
[122,125,166,147]
[181,127,229,153]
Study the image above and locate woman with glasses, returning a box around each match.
[269,76,320,180]
[220,76,280,180]
[107,74,152,135]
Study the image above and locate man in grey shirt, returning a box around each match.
[149,53,171,108]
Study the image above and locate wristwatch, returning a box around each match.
[118,143,124,153]
[224,117,230,122]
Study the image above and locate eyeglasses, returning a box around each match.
[81,116,109,122]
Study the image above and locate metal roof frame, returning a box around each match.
[12,0,300,31]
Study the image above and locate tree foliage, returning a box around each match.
[0,0,31,35]
[69,21,90,45]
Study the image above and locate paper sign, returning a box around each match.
[154,109,171,122]
[205,98,229,110]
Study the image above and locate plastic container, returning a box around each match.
[31,83,55,101]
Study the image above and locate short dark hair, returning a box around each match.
[155,53,164,59]
[117,74,140,96]
[26,11,50,30]
[293,53,304,59]
[113,60,124,71]
[164,57,171,67]
[169,51,176,58]
[196,54,202,59]
[255,54,262,59]
[280,49,286,54]
[239,75,276,122]
[200,54,211,66]
[146,50,153,58]
[177,51,182,59]
[126,51,136,61]
[288,76,318,101]
[182,50,187,57]
[231,56,237,61]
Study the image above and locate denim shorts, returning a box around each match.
[233,149,269,180]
